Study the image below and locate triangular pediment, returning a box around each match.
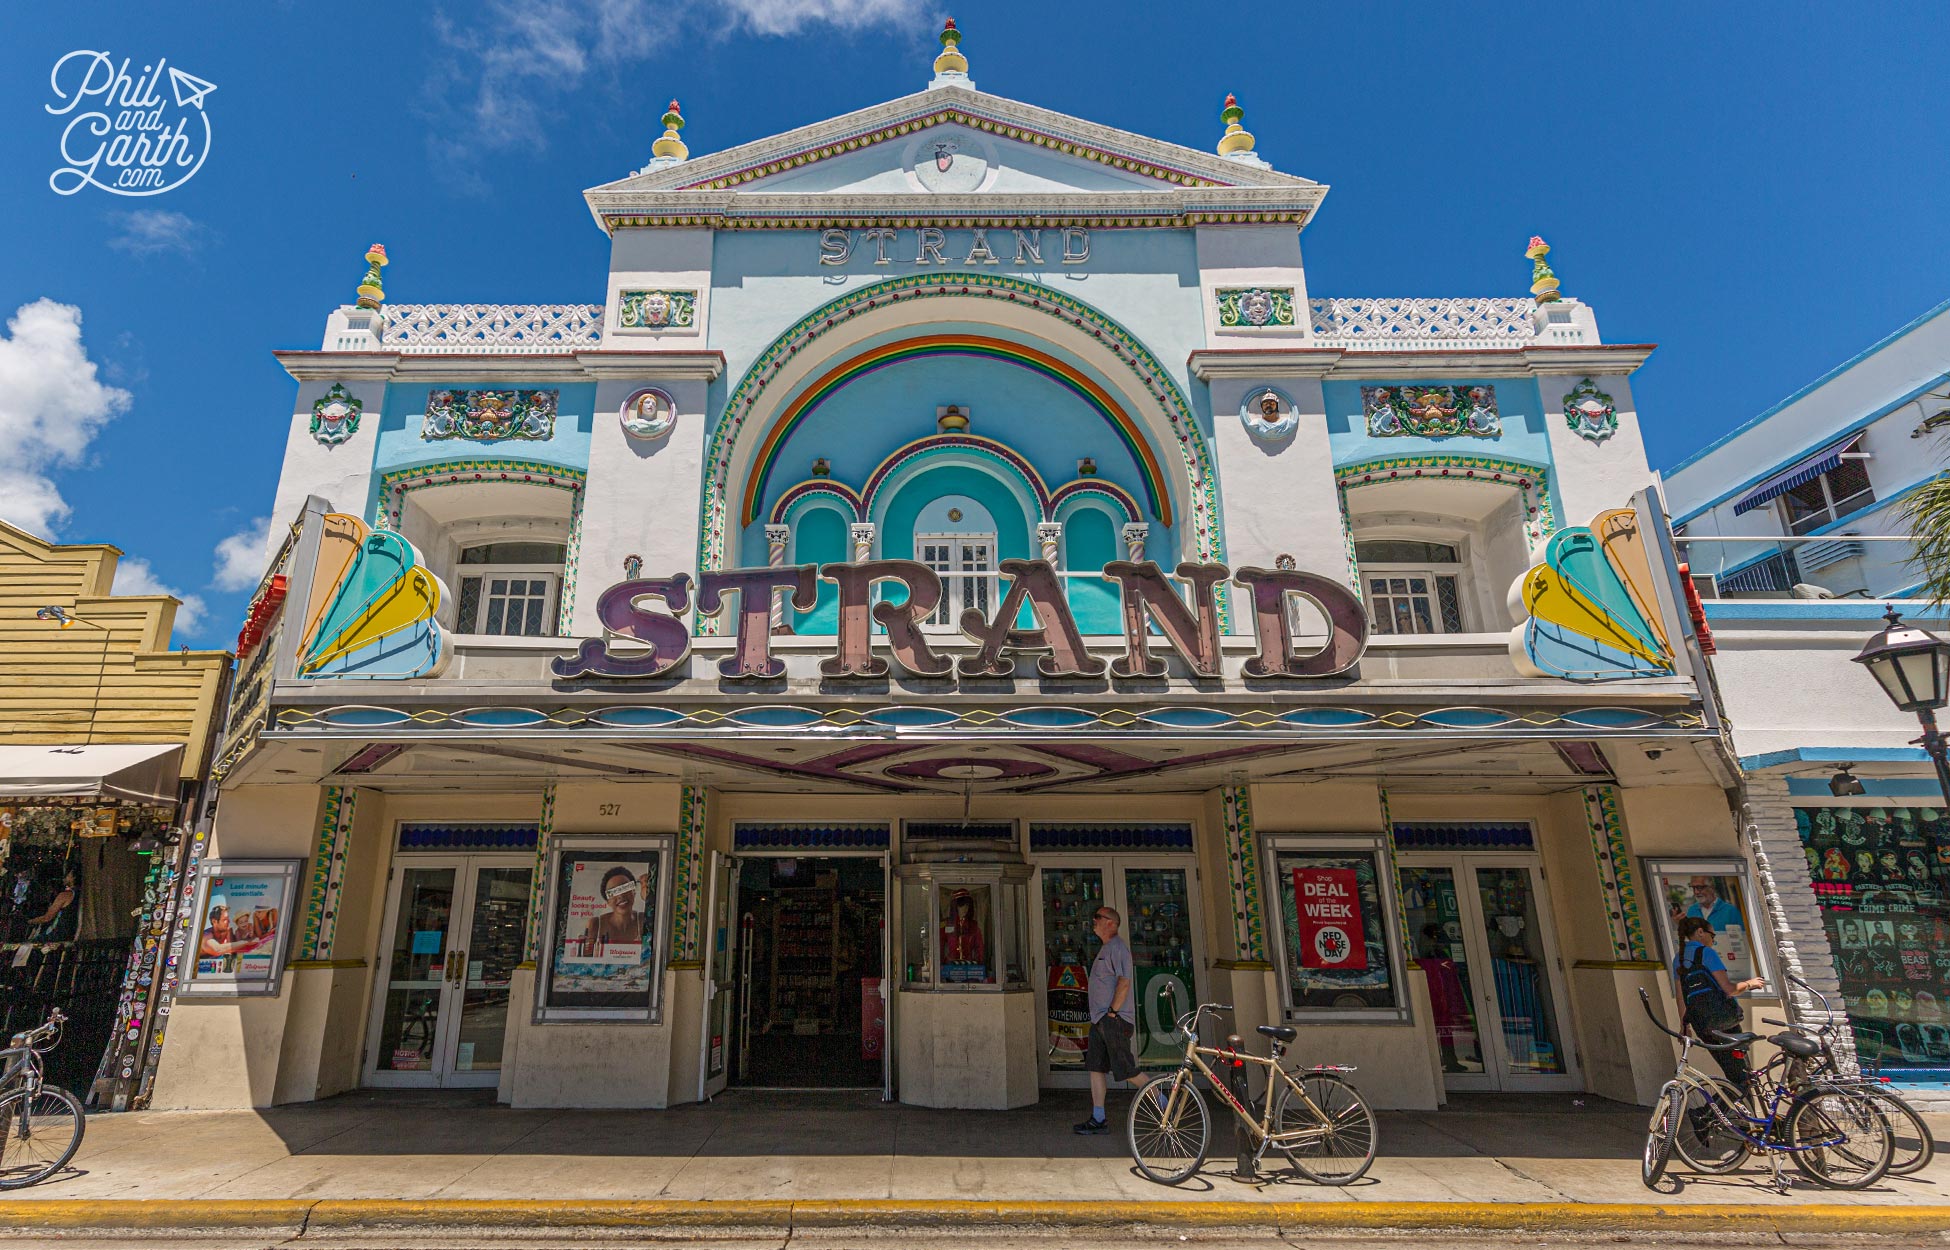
[584,85,1326,232]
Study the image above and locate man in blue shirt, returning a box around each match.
[1075,906,1152,1134]
[1683,877,1742,932]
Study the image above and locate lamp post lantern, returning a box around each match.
[1852,605,1950,806]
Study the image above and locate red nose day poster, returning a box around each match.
[1293,869,1366,970]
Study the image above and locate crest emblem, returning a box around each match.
[310,382,362,446]
[933,140,958,173]
[1563,377,1618,442]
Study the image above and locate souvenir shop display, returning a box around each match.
[1797,806,1950,1072]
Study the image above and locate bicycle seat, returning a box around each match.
[1704,1029,1758,1047]
[1257,1024,1297,1044]
[1771,1029,1823,1058]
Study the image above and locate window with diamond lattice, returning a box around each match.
[457,541,565,636]
[1355,540,1464,635]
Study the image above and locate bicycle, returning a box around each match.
[0,1009,85,1190]
[1637,989,1891,1191]
[1763,973,1934,1177]
[1127,1001,1377,1186]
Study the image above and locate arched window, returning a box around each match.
[914,495,996,630]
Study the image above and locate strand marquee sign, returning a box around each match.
[554,559,1368,683]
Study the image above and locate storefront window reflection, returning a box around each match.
[1797,806,1950,1075]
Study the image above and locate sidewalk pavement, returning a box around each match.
[2,1089,1946,1239]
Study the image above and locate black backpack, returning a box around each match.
[1680,943,1742,1036]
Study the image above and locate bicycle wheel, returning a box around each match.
[1271,1072,1377,1185]
[1861,1088,1935,1176]
[1672,1078,1752,1174]
[1127,1072,1209,1185]
[0,1085,85,1190]
[1786,1086,1892,1189]
[1642,1084,1680,1188]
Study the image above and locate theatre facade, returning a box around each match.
[153,29,1758,1113]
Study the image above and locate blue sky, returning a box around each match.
[3,1,1946,646]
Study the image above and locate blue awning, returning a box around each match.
[1732,435,1861,515]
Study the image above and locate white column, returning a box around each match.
[850,522,876,562]
[1121,522,1149,563]
[1036,522,1063,565]
[765,524,791,634]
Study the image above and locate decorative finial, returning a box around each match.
[1217,93,1256,158]
[355,243,387,309]
[1526,235,1561,304]
[934,18,968,76]
[937,404,969,433]
[811,456,831,478]
[651,99,688,163]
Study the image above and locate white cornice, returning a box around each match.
[1187,343,1657,381]
[582,188,1328,234]
[274,350,725,384]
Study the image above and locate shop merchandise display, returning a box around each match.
[1798,806,1950,1072]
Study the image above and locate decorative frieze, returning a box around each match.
[1309,297,1536,345]
[309,383,362,446]
[423,389,558,441]
[381,304,603,353]
[617,289,697,332]
[1362,385,1501,439]
[1215,286,1296,330]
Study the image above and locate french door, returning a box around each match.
[918,534,994,628]
[1033,857,1202,1086]
[1398,856,1578,1092]
[365,855,532,1088]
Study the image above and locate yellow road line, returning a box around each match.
[0,1198,1945,1234]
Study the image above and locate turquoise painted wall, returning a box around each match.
[368,381,595,520]
[1324,378,1549,469]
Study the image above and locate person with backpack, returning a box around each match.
[1672,915,1766,1089]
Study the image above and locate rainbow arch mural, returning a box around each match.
[738,334,1172,528]
[697,273,1223,576]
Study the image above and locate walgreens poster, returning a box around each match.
[1292,868,1366,970]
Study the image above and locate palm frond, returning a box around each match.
[1899,471,1950,604]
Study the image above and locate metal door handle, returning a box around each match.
[450,951,466,985]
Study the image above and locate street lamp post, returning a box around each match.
[37,604,115,747]
[1852,605,1950,807]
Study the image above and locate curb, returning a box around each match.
[3,1199,1950,1236]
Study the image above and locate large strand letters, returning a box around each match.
[554,559,1370,682]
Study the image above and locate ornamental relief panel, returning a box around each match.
[616,288,698,333]
[1361,384,1501,439]
[1215,286,1297,330]
[423,389,559,441]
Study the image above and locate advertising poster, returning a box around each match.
[180,860,300,996]
[540,843,664,1017]
[1645,861,1764,987]
[1293,867,1367,970]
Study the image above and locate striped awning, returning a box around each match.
[1732,435,1861,515]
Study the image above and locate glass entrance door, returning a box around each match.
[1400,857,1576,1092]
[366,856,532,1088]
[1035,858,1201,1085]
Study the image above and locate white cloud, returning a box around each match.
[213,515,275,591]
[425,0,930,166]
[0,299,131,536]
[113,557,207,633]
[717,0,926,36]
[106,210,212,257]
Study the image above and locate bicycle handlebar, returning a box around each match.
[1636,987,1747,1051]
[1172,1001,1235,1040]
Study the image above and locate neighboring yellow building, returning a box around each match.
[0,519,231,1109]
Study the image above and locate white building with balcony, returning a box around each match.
[156,27,1756,1115]
[1664,299,1950,1101]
